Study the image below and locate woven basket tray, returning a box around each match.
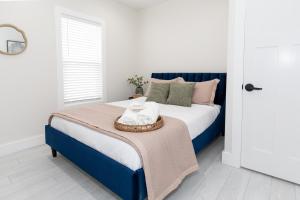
[114,116,164,133]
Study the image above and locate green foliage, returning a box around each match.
[127,75,149,88]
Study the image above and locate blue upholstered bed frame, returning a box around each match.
[45,73,226,200]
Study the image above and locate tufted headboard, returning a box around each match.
[151,73,227,106]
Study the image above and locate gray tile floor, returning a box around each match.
[0,137,299,200]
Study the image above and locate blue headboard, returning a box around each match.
[151,73,227,105]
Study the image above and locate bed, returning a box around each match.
[45,73,227,200]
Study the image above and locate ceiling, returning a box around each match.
[116,0,167,9]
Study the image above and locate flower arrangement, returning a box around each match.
[127,75,149,95]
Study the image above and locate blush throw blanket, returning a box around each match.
[49,103,199,200]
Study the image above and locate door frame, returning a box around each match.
[222,0,246,168]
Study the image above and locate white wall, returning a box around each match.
[138,0,228,76]
[0,0,229,156]
[0,0,138,152]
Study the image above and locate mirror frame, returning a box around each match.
[0,24,28,56]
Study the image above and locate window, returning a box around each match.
[60,14,103,104]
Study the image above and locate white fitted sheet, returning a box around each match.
[51,98,220,170]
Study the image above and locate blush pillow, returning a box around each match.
[145,77,184,96]
[191,79,220,105]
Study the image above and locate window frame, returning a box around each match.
[55,7,107,109]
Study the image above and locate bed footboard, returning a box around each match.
[45,125,147,200]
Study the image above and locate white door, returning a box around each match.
[242,0,300,184]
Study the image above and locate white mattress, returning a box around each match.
[51,97,221,170]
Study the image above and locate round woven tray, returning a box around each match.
[114,116,164,133]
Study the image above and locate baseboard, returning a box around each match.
[222,150,241,168]
[0,135,45,157]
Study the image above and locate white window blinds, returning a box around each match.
[61,15,103,103]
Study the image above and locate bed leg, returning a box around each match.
[51,148,57,158]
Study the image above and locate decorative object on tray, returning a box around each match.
[127,75,149,95]
[115,100,163,132]
[114,115,164,132]
[128,102,145,111]
[118,101,159,125]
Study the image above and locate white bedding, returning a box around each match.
[51,97,221,170]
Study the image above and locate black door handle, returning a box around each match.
[245,84,263,92]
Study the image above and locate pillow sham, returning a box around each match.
[191,79,220,105]
[145,77,184,96]
[167,82,195,107]
[146,82,170,104]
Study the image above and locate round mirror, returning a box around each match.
[0,24,27,55]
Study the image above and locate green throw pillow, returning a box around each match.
[146,82,170,104]
[167,82,195,107]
